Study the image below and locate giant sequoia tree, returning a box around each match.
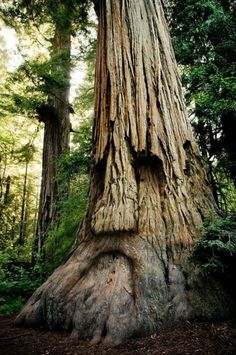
[16,0,232,345]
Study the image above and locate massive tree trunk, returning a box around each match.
[34,26,71,257]
[16,0,232,345]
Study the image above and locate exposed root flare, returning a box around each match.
[16,243,140,344]
[16,235,233,345]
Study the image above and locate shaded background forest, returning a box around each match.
[0,0,236,315]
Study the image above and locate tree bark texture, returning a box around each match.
[35,27,71,256]
[19,161,29,245]
[16,0,232,345]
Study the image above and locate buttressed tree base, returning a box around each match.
[16,0,233,345]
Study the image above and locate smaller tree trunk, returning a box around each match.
[0,156,8,214]
[34,26,71,258]
[19,161,29,245]
[4,175,11,204]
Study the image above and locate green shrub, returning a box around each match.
[192,214,236,279]
[0,296,24,315]
[0,252,42,315]
[43,174,89,276]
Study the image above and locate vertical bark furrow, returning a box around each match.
[90,0,217,240]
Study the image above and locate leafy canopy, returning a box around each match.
[170,0,236,208]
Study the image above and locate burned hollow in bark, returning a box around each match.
[16,0,233,346]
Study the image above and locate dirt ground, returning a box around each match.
[0,315,236,355]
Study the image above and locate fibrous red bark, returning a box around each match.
[16,0,232,345]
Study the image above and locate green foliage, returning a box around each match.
[0,297,24,315]
[169,0,236,208]
[0,252,42,315]
[44,174,89,275]
[59,119,92,180]
[0,31,9,77]
[0,51,72,117]
[73,33,96,118]
[14,143,36,163]
[0,0,95,311]
[43,113,92,274]
[41,30,95,273]
[42,108,93,274]
[0,0,92,118]
[192,214,236,277]
[0,119,40,250]
[0,3,95,281]
[0,0,90,35]
[0,60,42,258]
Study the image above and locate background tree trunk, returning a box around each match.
[16,0,232,345]
[34,27,71,258]
[19,161,29,245]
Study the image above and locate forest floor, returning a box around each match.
[0,315,236,355]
